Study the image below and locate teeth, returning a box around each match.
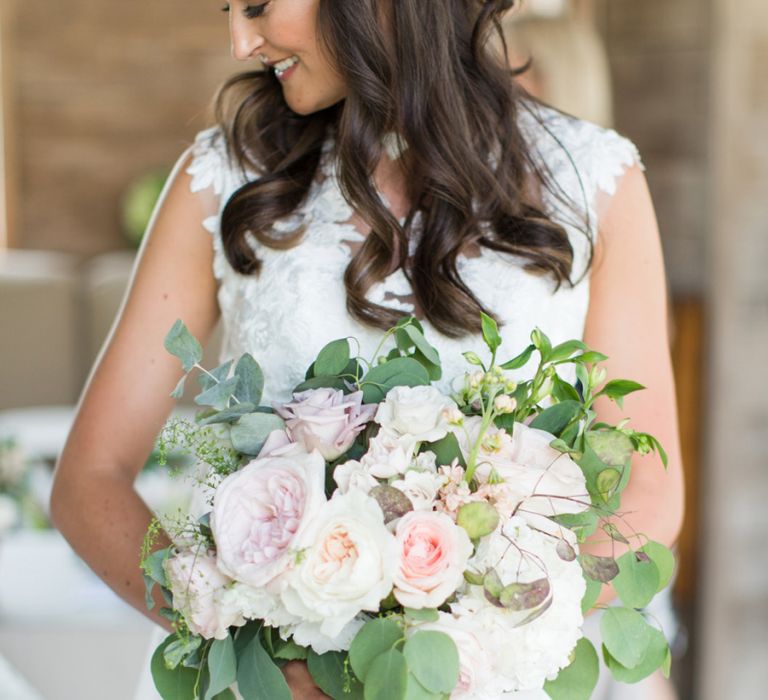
[274,56,299,75]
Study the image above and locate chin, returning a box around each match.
[284,91,346,117]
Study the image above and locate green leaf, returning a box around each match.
[580,553,619,583]
[595,468,622,503]
[603,625,670,683]
[530,328,552,360]
[568,350,609,365]
[581,576,602,614]
[365,649,409,700]
[480,312,502,353]
[602,523,629,545]
[548,340,587,364]
[230,412,286,456]
[349,617,404,682]
[586,430,634,468]
[544,637,600,700]
[411,347,442,382]
[236,632,292,700]
[307,649,364,699]
[170,375,187,400]
[142,547,172,587]
[213,691,236,700]
[234,354,265,405]
[273,638,309,661]
[404,326,441,367]
[424,433,466,468]
[205,636,237,700]
[403,631,459,695]
[500,344,535,370]
[613,550,660,609]
[544,637,599,700]
[597,379,645,409]
[361,358,430,404]
[456,501,500,539]
[198,360,234,391]
[600,607,652,669]
[294,375,349,392]
[404,674,444,700]
[151,634,200,700]
[499,578,551,611]
[316,339,352,377]
[404,608,439,623]
[165,319,203,373]
[198,403,258,426]
[195,376,240,410]
[529,401,582,436]
[164,636,202,670]
[552,377,581,403]
[639,541,676,591]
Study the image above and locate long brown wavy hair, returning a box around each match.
[215,0,587,338]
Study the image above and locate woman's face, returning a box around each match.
[225,0,348,115]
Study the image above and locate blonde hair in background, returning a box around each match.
[502,12,614,128]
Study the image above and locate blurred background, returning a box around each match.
[0,0,766,699]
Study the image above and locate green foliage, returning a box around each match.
[360,357,430,403]
[151,634,201,700]
[198,361,235,392]
[403,608,440,623]
[600,607,652,669]
[205,637,237,700]
[500,343,535,370]
[349,617,404,682]
[164,636,202,671]
[603,624,670,683]
[315,339,352,377]
[233,354,265,405]
[403,631,459,695]
[544,638,599,700]
[307,650,364,699]
[581,577,602,615]
[480,312,502,354]
[456,501,500,539]
[195,377,240,411]
[165,320,203,373]
[229,413,286,456]
[365,649,409,700]
[236,631,292,700]
[529,401,582,436]
[640,541,676,591]
[612,550,660,609]
[424,433,466,468]
[596,380,645,409]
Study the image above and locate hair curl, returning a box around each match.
[215,0,587,338]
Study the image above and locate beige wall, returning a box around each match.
[4,0,234,255]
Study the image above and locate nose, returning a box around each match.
[230,18,265,61]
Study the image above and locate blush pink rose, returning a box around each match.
[275,388,376,461]
[163,549,243,640]
[393,510,473,609]
[211,451,326,588]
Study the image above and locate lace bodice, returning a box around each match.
[186,106,640,403]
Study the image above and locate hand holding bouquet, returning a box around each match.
[142,314,673,700]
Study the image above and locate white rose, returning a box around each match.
[217,582,299,630]
[360,429,415,479]
[333,459,378,495]
[376,385,458,444]
[391,469,444,511]
[455,517,585,692]
[164,549,243,640]
[281,489,398,638]
[281,614,368,654]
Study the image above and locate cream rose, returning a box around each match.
[376,385,458,444]
[281,489,398,638]
[164,549,242,640]
[393,510,473,609]
[211,450,326,588]
[333,459,378,495]
[360,428,415,479]
[275,388,376,460]
[391,469,444,511]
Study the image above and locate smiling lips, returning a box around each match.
[258,54,300,80]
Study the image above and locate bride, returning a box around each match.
[50,1,684,698]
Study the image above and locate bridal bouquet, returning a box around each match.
[142,315,674,700]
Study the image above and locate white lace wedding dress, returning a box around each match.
[133,105,673,700]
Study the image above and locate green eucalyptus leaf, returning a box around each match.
[639,541,676,591]
[273,638,309,661]
[425,433,466,468]
[361,358,430,404]
[403,631,459,695]
[370,485,414,524]
[480,312,502,353]
[580,553,619,583]
[581,576,602,614]
[365,649,409,700]
[236,633,292,700]
[543,637,599,700]
[307,649,364,699]
[596,468,622,503]
[500,344,535,370]
[456,501,500,539]
[349,617,404,682]
[143,547,172,587]
[586,430,634,468]
[163,636,202,671]
[613,550,660,609]
[603,625,670,683]
[404,325,441,367]
[294,375,349,392]
[205,636,237,700]
[404,608,440,623]
[164,319,203,373]
[230,412,286,455]
[198,360,234,391]
[170,374,187,399]
[315,339,352,377]
[234,354,265,405]
[499,578,550,611]
[195,376,240,410]
[411,347,442,382]
[198,403,257,426]
[600,607,652,669]
[529,401,582,436]
[404,674,444,700]
[602,522,629,545]
[151,634,200,700]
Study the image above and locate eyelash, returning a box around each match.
[220,3,269,19]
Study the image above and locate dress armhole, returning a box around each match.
[592,131,644,229]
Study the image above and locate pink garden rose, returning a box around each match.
[393,510,473,609]
[211,451,326,588]
[164,549,242,640]
[275,388,376,461]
